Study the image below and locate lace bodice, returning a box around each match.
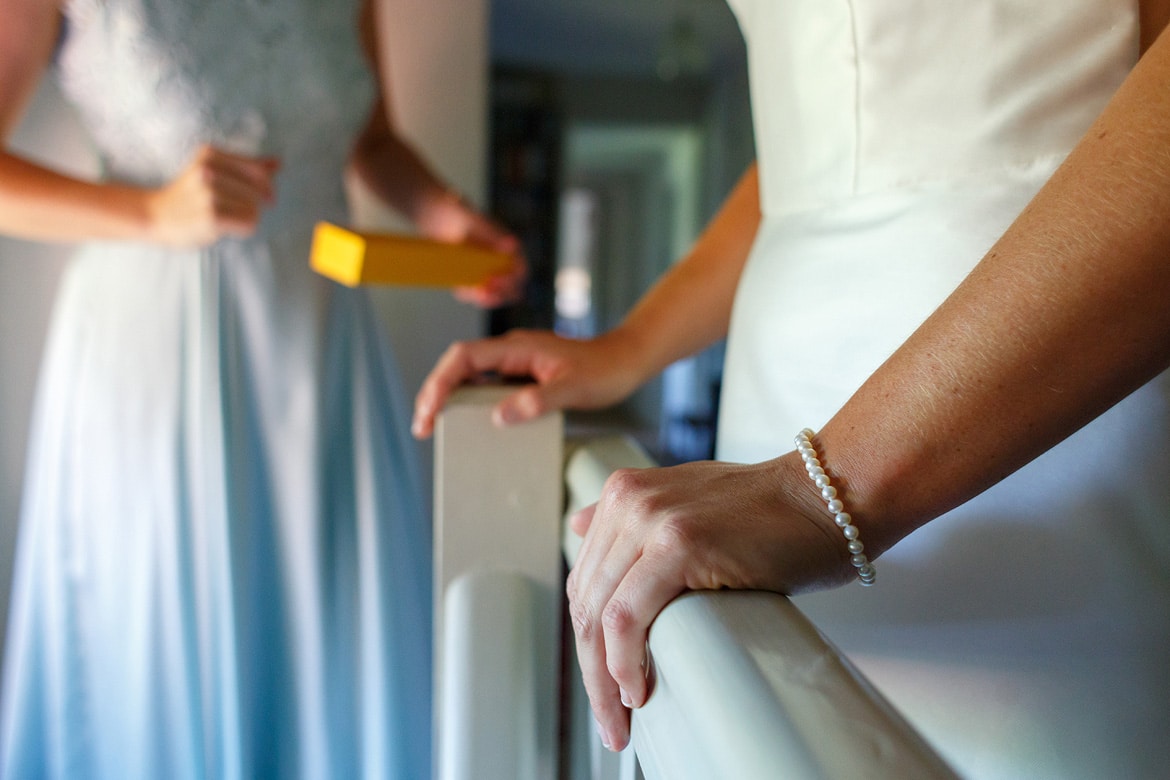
[54,0,374,191]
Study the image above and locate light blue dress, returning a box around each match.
[1,1,432,777]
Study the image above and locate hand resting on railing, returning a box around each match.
[411,32,1170,766]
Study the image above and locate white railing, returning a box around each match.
[433,387,957,780]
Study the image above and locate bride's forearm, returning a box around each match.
[818,29,1170,552]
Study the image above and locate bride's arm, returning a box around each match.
[571,21,1170,753]
[820,23,1170,550]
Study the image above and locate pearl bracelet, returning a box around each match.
[794,428,876,586]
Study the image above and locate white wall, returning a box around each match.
[0,0,490,671]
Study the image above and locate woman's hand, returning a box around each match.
[565,454,852,752]
[415,189,527,308]
[146,144,280,248]
[411,328,645,438]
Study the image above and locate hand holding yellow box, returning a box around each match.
[309,222,514,288]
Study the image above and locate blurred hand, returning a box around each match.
[417,190,527,308]
[565,455,850,752]
[411,328,643,439]
[147,144,280,248]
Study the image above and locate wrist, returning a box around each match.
[793,429,878,585]
[809,422,930,558]
[595,324,659,396]
[88,183,160,243]
[765,451,862,591]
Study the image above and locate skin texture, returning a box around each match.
[411,163,761,438]
[0,0,524,306]
[412,7,1170,753]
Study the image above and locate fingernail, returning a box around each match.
[619,687,632,708]
[594,719,611,750]
[494,405,517,426]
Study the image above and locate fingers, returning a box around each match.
[412,342,473,437]
[569,540,683,752]
[566,499,631,751]
[202,150,279,206]
[569,503,596,538]
[412,336,535,438]
[451,272,518,308]
[153,145,281,247]
[600,550,685,711]
[413,328,593,437]
[492,382,560,426]
[452,246,528,309]
[564,470,687,752]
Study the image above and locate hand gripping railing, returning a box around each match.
[433,387,957,780]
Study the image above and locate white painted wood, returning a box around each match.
[439,570,543,780]
[562,437,958,780]
[433,386,564,780]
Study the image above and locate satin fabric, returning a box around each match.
[720,1,1170,777]
[1,0,432,777]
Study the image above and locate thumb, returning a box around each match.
[492,381,573,427]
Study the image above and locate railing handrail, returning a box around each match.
[563,435,958,780]
[432,388,956,779]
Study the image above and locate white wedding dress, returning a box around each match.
[1,0,432,777]
[719,1,1170,777]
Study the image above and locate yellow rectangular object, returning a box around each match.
[309,221,513,288]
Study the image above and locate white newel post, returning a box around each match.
[433,386,565,780]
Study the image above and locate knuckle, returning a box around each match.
[567,597,597,641]
[516,387,546,417]
[603,468,643,500]
[601,597,636,637]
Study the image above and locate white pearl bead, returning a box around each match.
[795,428,875,587]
